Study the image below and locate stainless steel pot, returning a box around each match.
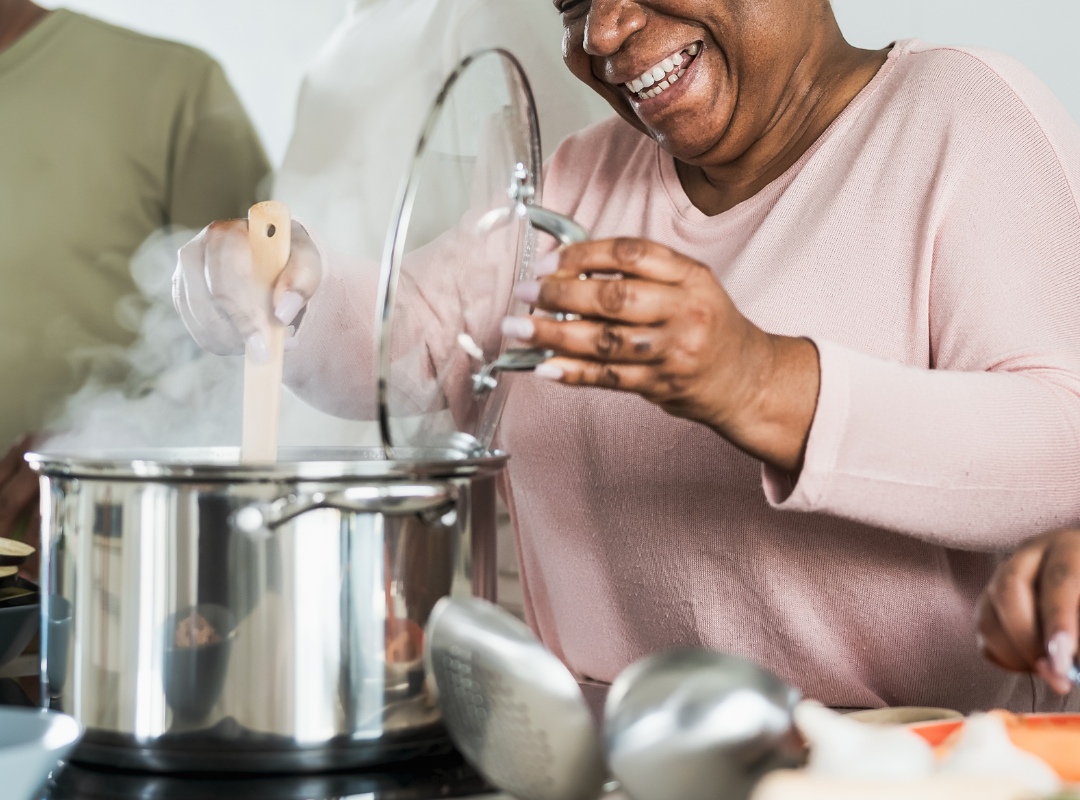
[28,446,504,773]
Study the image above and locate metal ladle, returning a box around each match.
[605,649,803,800]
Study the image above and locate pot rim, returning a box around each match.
[25,447,508,482]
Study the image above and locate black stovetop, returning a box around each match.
[42,752,493,800]
[0,680,493,800]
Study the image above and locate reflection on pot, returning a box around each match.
[46,595,71,698]
[163,604,235,727]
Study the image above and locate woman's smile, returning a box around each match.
[622,40,699,103]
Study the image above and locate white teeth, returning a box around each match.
[629,45,700,100]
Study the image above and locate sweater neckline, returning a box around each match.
[656,39,911,226]
[0,7,71,79]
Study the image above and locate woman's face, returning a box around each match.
[558,0,828,167]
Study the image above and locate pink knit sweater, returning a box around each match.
[294,40,1080,711]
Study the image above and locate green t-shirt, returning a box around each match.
[0,9,270,447]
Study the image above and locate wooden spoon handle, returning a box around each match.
[241,202,291,465]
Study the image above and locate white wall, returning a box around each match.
[39,0,350,166]
[40,1,1080,163]
[833,0,1080,123]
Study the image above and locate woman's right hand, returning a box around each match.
[173,218,322,360]
[976,529,1080,694]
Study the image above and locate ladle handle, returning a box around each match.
[241,202,292,465]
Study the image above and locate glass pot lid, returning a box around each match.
[375,49,588,460]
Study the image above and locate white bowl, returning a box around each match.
[0,708,83,800]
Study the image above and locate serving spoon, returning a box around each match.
[605,649,803,800]
[424,597,607,800]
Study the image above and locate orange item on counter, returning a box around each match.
[911,711,1080,782]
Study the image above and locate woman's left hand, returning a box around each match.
[502,238,820,472]
[977,529,1080,694]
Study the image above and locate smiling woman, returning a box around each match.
[174,0,1080,712]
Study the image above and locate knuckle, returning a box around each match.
[611,237,647,266]
[597,280,631,315]
[684,299,714,328]
[544,280,571,307]
[1042,559,1072,589]
[586,362,621,388]
[677,329,709,361]
[658,372,689,398]
[543,321,565,347]
[595,324,625,358]
[988,569,1028,610]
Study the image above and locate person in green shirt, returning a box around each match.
[0,0,271,557]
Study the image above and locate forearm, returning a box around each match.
[283,252,381,420]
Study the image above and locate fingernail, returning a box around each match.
[1038,658,1074,695]
[1048,631,1075,678]
[275,290,305,325]
[515,280,540,304]
[284,335,300,352]
[246,333,270,364]
[535,251,560,276]
[534,363,564,380]
[501,316,535,340]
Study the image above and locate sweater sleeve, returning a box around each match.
[766,50,1080,551]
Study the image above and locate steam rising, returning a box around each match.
[44,228,377,453]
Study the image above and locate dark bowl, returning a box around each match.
[0,580,40,670]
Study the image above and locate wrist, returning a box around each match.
[713,334,821,473]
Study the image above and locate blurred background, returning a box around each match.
[38,0,1080,167]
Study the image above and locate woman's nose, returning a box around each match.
[583,0,646,57]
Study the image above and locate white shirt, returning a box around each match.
[273,0,612,259]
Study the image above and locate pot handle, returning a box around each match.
[236,483,455,533]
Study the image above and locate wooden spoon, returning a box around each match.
[241,202,292,465]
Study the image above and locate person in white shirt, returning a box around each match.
[273,0,611,261]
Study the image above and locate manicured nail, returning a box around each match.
[246,333,270,363]
[283,335,300,351]
[534,363,564,380]
[535,251,561,276]
[1037,657,1073,695]
[275,290,305,325]
[501,316,535,340]
[1048,631,1075,679]
[515,280,541,304]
